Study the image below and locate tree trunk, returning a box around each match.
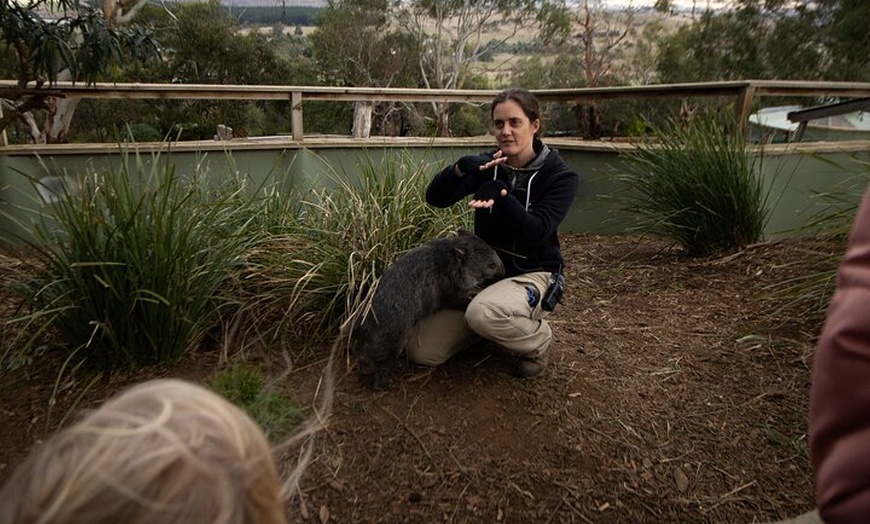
[352,101,373,138]
[588,102,601,139]
[45,96,80,144]
[434,102,450,137]
[40,69,79,144]
[573,102,601,139]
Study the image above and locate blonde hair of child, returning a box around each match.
[0,378,287,524]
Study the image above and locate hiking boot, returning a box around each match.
[512,351,548,379]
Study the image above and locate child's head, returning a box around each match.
[0,378,287,524]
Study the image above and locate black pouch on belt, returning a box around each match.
[541,272,565,312]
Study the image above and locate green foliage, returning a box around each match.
[623,116,649,138]
[109,1,318,137]
[814,0,870,81]
[3,150,468,371]
[311,0,419,87]
[69,99,166,142]
[655,0,865,82]
[657,11,748,83]
[653,0,673,13]
[0,0,159,86]
[449,104,488,136]
[9,152,265,370]
[512,53,586,90]
[614,115,769,257]
[511,55,587,135]
[0,0,160,138]
[161,3,293,85]
[208,362,306,440]
[227,6,322,26]
[125,123,163,142]
[236,151,468,342]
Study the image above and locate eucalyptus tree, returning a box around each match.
[0,0,158,143]
[537,0,642,137]
[655,0,868,83]
[395,0,540,136]
[309,0,422,136]
[654,0,709,19]
[813,0,870,81]
[132,0,304,138]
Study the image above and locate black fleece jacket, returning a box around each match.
[426,139,580,277]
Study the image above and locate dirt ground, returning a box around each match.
[0,232,840,523]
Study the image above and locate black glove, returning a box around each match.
[455,154,491,177]
[473,180,509,201]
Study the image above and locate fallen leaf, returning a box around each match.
[675,467,689,492]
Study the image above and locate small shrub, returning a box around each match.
[10,150,264,370]
[450,104,488,137]
[615,115,769,257]
[126,123,163,142]
[209,363,306,440]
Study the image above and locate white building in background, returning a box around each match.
[749,105,870,143]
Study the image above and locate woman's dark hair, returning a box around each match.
[491,87,543,136]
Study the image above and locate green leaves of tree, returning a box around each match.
[656,0,868,82]
[0,0,159,86]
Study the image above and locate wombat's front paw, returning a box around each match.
[359,374,392,391]
[355,357,395,390]
[357,370,393,390]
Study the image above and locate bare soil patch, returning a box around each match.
[0,233,839,522]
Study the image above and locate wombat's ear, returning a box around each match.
[457,229,471,236]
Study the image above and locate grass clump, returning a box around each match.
[3,149,467,371]
[615,115,769,257]
[209,362,306,440]
[9,151,265,371]
[237,150,468,343]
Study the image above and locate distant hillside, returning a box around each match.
[167,0,325,7]
[225,0,324,6]
[157,0,324,25]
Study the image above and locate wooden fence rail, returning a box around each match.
[2,79,870,146]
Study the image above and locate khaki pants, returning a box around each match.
[406,271,553,366]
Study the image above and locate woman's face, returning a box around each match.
[491,98,540,166]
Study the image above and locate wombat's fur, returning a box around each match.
[352,230,504,389]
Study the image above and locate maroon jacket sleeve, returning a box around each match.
[810,187,870,523]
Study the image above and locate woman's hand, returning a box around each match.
[454,150,508,177]
[469,179,509,209]
[480,150,508,171]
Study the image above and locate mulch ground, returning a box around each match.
[0,232,842,523]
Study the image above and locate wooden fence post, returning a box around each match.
[291,91,303,141]
[736,84,757,139]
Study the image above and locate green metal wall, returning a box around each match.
[2,142,868,244]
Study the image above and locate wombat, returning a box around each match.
[352,230,504,389]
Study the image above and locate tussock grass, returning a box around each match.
[615,116,769,257]
[234,151,468,349]
[3,149,467,373]
[7,151,266,371]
